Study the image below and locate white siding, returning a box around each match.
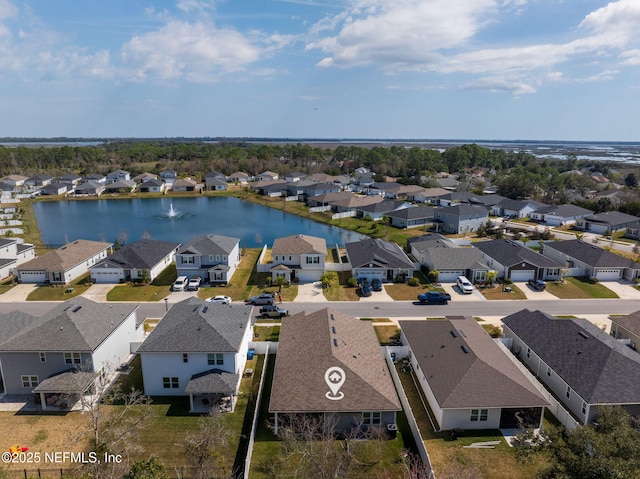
[509,270,535,282]
[92,311,141,371]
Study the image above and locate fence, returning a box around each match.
[243,348,271,479]
[331,210,357,219]
[308,205,332,213]
[383,347,436,479]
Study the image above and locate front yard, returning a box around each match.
[480,283,527,300]
[26,273,93,301]
[546,276,618,299]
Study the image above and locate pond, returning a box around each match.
[32,196,366,247]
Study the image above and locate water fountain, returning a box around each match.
[167,203,178,218]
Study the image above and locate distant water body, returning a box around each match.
[32,196,366,247]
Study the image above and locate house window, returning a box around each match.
[566,386,571,399]
[21,375,38,388]
[547,366,551,377]
[363,412,381,425]
[306,256,320,264]
[39,352,46,362]
[470,409,488,422]
[288,256,292,261]
[207,354,224,365]
[64,352,81,364]
[216,255,220,261]
[182,256,195,264]
[163,377,179,389]
[222,255,227,261]
[526,347,531,358]
[581,401,587,415]
[183,353,189,363]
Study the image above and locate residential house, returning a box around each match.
[575,211,640,234]
[306,191,353,208]
[609,310,640,351]
[159,170,178,184]
[345,238,414,282]
[228,171,250,184]
[133,172,158,183]
[40,183,68,196]
[138,179,166,193]
[256,171,279,181]
[420,246,490,283]
[104,180,136,194]
[529,204,593,226]
[473,239,562,282]
[0,297,141,409]
[83,173,106,184]
[175,234,241,284]
[435,176,459,191]
[0,175,28,187]
[371,182,426,200]
[354,199,411,221]
[400,317,548,431]
[106,169,130,183]
[300,182,341,198]
[352,172,375,190]
[437,192,504,209]
[285,180,317,198]
[491,198,547,218]
[283,172,307,183]
[18,239,112,284]
[205,177,228,191]
[540,239,640,281]
[328,194,384,214]
[408,233,456,263]
[25,174,53,188]
[55,174,82,185]
[409,187,449,204]
[73,181,105,196]
[0,238,35,279]
[386,206,435,229]
[270,308,401,434]
[269,234,327,283]
[625,221,640,240]
[433,204,488,234]
[137,297,253,412]
[91,239,180,284]
[172,178,200,192]
[251,179,287,196]
[502,309,640,424]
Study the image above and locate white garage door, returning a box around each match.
[355,270,385,282]
[19,271,47,283]
[92,271,123,284]
[297,269,322,283]
[595,269,622,281]
[437,270,463,282]
[510,270,535,282]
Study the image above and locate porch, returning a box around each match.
[185,369,239,413]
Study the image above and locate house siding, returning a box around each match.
[91,312,141,371]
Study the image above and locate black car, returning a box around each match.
[360,282,372,297]
[528,279,546,291]
[371,278,383,291]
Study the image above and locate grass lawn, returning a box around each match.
[397,365,549,479]
[244,272,298,302]
[323,271,360,301]
[105,263,177,301]
[195,248,261,302]
[254,326,280,342]
[480,284,527,300]
[374,325,401,345]
[0,277,17,295]
[26,273,93,301]
[546,277,618,299]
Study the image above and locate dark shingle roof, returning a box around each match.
[584,211,640,226]
[386,206,435,221]
[93,239,180,270]
[400,318,548,409]
[345,238,414,270]
[503,310,640,404]
[0,297,137,351]
[356,199,407,214]
[136,298,252,353]
[533,204,593,218]
[611,311,640,337]
[474,239,562,268]
[542,240,636,268]
[436,204,488,217]
[185,369,240,394]
[178,234,239,256]
[33,370,98,393]
[270,309,401,413]
[423,248,489,270]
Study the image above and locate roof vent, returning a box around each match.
[202,306,208,314]
[330,314,335,321]
[461,345,470,354]
[578,331,589,339]
[332,326,336,334]
[450,330,458,338]
[333,338,338,347]
[72,306,82,313]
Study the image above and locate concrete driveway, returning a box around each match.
[441,283,487,301]
[600,281,640,300]
[520,283,558,300]
[81,284,115,302]
[294,281,328,303]
[0,283,38,302]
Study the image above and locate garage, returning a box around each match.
[437,270,464,283]
[18,271,47,283]
[296,269,322,283]
[595,269,622,281]
[91,270,123,284]
[354,270,385,283]
[509,270,535,282]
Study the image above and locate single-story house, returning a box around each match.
[502,309,640,424]
[283,172,307,183]
[420,247,490,283]
[491,199,547,218]
[575,211,640,235]
[269,234,327,283]
[175,234,241,284]
[0,175,28,187]
[529,204,593,226]
[270,308,401,434]
[227,172,250,184]
[90,239,180,284]
[473,239,562,282]
[25,174,53,188]
[138,297,253,413]
[433,204,488,234]
[609,310,640,351]
[354,199,411,221]
[400,317,548,430]
[408,187,450,204]
[0,297,142,408]
[205,178,228,191]
[18,240,112,284]
[104,180,136,194]
[300,182,341,198]
[83,174,106,184]
[256,171,279,181]
[306,191,353,208]
[172,178,201,192]
[540,239,640,281]
[138,179,166,193]
[133,172,158,183]
[73,181,105,196]
[40,183,68,196]
[345,238,414,282]
[386,206,435,229]
[55,174,82,185]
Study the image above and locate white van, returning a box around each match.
[457,276,474,294]
[172,276,188,291]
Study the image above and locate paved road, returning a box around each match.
[3,298,639,320]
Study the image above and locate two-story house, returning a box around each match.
[433,205,488,234]
[175,234,241,284]
[138,298,254,413]
[106,169,131,183]
[0,238,35,279]
[269,234,327,283]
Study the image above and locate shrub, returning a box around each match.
[346,276,358,288]
[504,278,513,285]
[407,277,420,287]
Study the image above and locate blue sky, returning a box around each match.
[1,0,639,140]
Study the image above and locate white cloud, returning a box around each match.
[460,77,537,95]
[176,0,219,14]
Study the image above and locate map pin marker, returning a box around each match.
[325,366,345,400]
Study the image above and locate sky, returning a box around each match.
[1,0,640,141]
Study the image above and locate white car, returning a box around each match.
[206,295,232,305]
[456,276,474,294]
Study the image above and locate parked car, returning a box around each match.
[359,281,372,297]
[528,279,547,291]
[206,295,232,304]
[248,293,275,305]
[417,291,452,305]
[456,276,474,294]
[172,276,188,292]
[259,304,288,318]
[187,276,202,291]
[371,278,383,292]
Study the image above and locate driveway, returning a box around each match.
[295,281,328,303]
[81,284,114,302]
[441,283,487,301]
[520,283,557,300]
[0,283,38,302]
[599,281,640,300]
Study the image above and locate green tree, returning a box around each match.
[124,457,168,479]
[320,271,338,289]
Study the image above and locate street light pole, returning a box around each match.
[164,297,169,312]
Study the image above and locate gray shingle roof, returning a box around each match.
[386,206,435,221]
[93,239,179,270]
[423,248,489,270]
[33,370,98,393]
[503,310,640,404]
[272,234,326,256]
[18,240,112,273]
[437,204,489,217]
[584,211,640,226]
[0,311,41,347]
[178,234,239,256]
[185,369,240,394]
[400,317,548,409]
[345,238,414,269]
[270,308,401,413]
[356,199,407,214]
[611,311,640,337]
[136,298,252,353]
[0,297,137,352]
[542,240,637,268]
[533,204,593,218]
[474,239,562,268]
